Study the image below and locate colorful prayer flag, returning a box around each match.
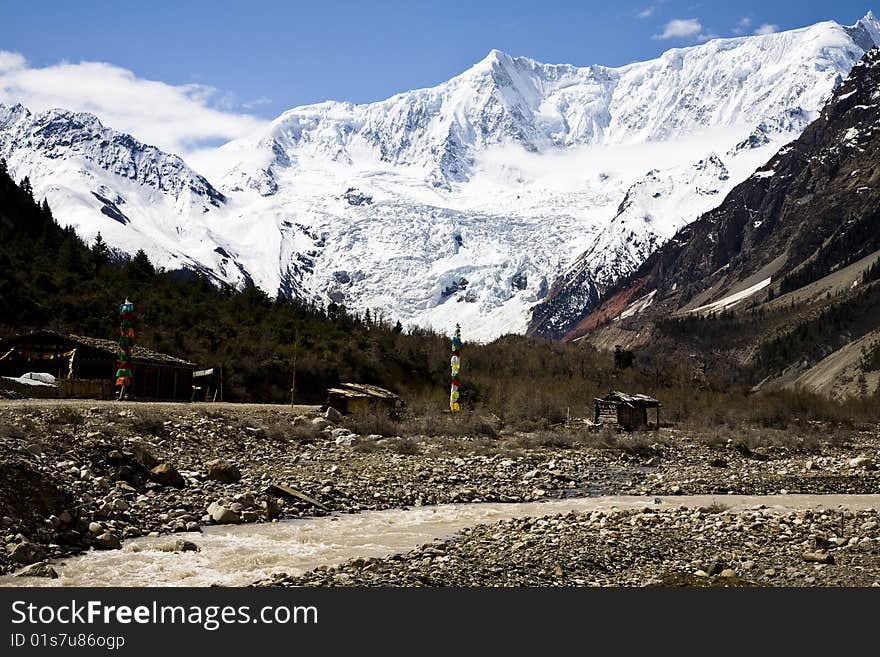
[450,323,462,412]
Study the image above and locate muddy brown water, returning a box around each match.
[3,494,879,587]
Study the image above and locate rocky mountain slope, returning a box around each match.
[561,47,880,399]
[2,13,879,340]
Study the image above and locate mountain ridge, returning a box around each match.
[2,12,879,341]
[559,46,880,399]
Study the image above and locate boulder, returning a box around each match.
[264,497,281,521]
[17,562,59,579]
[106,449,126,464]
[850,456,875,470]
[325,407,344,423]
[207,502,240,524]
[155,539,200,553]
[174,539,199,552]
[8,542,46,565]
[131,443,160,470]
[232,493,256,508]
[150,463,186,488]
[94,532,122,550]
[111,498,130,512]
[206,459,242,484]
[311,417,332,430]
[802,551,834,564]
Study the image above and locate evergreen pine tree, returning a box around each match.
[91,232,110,266]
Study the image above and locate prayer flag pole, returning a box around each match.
[450,323,462,412]
[115,299,134,400]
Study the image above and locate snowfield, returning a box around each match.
[2,13,879,341]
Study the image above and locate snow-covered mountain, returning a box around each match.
[2,12,879,341]
[0,103,255,287]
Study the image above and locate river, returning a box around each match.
[3,494,879,587]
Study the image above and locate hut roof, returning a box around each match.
[0,330,196,368]
[327,382,401,401]
[595,391,661,407]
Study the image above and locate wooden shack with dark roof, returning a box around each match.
[326,382,403,417]
[594,391,662,430]
[0,330,196,400]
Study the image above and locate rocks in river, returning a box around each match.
[150,463,186,488]
[94,532,122,550]
[8,541,46,564]
[206,459,242,484]
[264,497,281,521]
[153,539,200,553]
[207,501,241,524]
[16,562,58,579]
[174,539,199,552]
[88,522,105,535]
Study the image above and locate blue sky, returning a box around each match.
[0,0,875,153]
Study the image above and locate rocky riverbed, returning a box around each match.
[1,400,878,581]
[262,505,880,587]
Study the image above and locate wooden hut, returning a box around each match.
[325,382,403,417]
[0,330,196,401]
[594,391,661,430]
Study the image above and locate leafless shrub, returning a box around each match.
[124,410,167,436]
[46,407,85,427]
[351,439,382,454]
[0,421,26,439]
[385,437,421,455]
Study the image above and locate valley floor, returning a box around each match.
[1,400,878,585]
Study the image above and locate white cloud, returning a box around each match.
[738,17,752,27]
[637,7,654,19]
[243,96,273,109]
[754,24,779,35]
[654,18,703,39]
[0,50,267,156]
[0,51,26,72]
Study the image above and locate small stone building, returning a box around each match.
[0,330,196,400]
[326,382,403,416]
[594,391,662,430]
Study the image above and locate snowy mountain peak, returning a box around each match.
[476,48,512,66]
[848,9,880,46]
[4,13,880,342]
[0,102,225,209]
